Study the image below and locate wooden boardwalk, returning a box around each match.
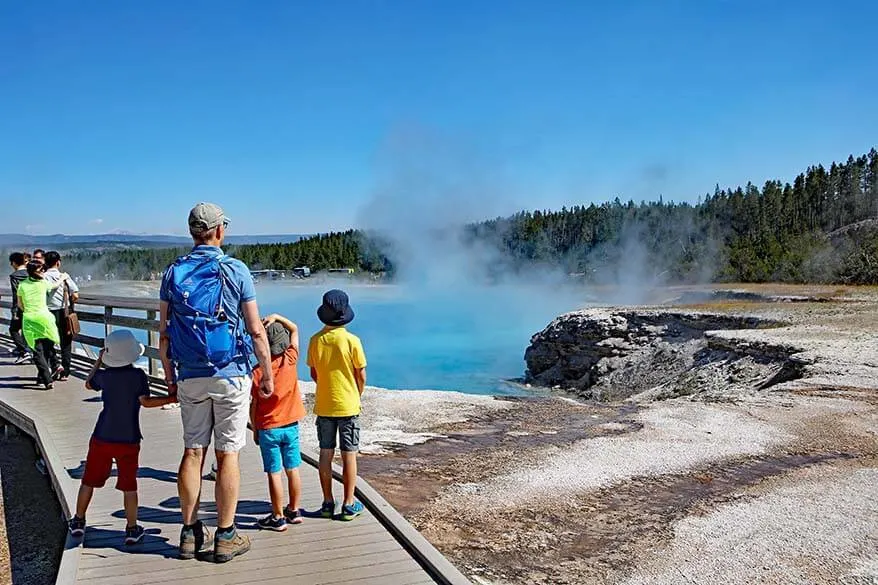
[0,340,466,585]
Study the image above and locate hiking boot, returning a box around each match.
[214,528,250,563]
[179,521,213,560]
[339,501,365,521]
[283,506,303,525]
[68,516,85,537]
[203,462,218,481]
[125,525,145,545]
[256,514,287,532]
[320,500,336,518]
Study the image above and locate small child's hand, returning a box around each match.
[262,314,279,327]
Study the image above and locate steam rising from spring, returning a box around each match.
[356,128,572,292]
[354,129,711,307]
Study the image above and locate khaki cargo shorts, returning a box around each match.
[177,376,250,452]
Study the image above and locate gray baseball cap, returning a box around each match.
[188,202,230,234]
[266,322,290,356]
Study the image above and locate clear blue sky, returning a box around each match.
[2,1,876,235]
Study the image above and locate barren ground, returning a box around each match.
[0,428,64,585]
[356,284,878,585]
[0,470,11,585]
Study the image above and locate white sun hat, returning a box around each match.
[102,329,145,368]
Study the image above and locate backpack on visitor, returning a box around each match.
[165,253,251,368]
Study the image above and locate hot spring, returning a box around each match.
[82,280,583,395]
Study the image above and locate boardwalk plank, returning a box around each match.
[340,574,440,585]
[84,540,409,584]
[78,522,387,565]
[78,527,394,577]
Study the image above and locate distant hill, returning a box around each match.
[0,233,309,249]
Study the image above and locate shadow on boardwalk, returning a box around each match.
[80,527,173,558]
[68,460,179,484]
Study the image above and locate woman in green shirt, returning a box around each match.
[17,261,69,389]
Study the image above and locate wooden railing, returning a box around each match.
[0,288,164,386]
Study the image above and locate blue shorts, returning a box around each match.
[258,422,302,473]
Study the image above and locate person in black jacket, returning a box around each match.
[8,252,31,363]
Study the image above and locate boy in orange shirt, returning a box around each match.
[250,314,306,531]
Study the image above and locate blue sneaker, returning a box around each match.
[256,514,288,532]
[340,501,364,521]
[284,506,303,525]
[125,525,145,545]
[68,516,85,537]
[320,500,336,518]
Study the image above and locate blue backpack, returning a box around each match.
[165,253,252,369]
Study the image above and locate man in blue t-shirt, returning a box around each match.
[67,329,177,545]
[159,202,274,563]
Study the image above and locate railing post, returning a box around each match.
[103,306,113,343]
[146,309,159,377]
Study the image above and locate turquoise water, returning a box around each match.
[74,282,581,395]
[254,283,580,395]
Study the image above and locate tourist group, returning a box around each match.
[6,248,79,388]
[5,203,367,562]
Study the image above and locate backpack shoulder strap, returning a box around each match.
[176,252,208,267]
[165,253,189,282]
[215,257,251,342]
[216,255,245,298]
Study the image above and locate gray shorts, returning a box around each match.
[316,416,360,452]
[177,376,250,452]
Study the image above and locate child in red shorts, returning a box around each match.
[67,330,177,545]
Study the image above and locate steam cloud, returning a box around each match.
[356,128,712,306]
[356,127,571,291]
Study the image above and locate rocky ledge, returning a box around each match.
[524,309,805,401]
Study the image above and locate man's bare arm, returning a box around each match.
[158,300,177,394]
[242,300,274,397]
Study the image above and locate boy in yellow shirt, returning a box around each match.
[307,289,367,520]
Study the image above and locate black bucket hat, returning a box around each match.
[266,322,290,357]
[317,289,355,326]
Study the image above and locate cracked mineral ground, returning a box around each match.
[354,285,878,585]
